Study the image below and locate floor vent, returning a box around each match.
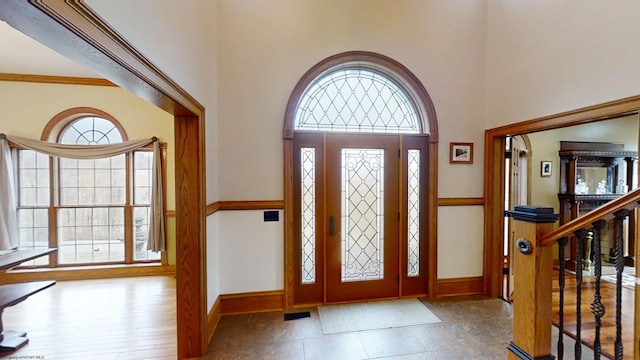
[284,311,311,321]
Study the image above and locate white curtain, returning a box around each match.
[0,137,19,250]
[0,134,166,252]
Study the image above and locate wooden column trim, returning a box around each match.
[507,207,558,359]
[483,135,506,297]
[175,115,207,357]
[283,137,295,310]
[426,142,438,297]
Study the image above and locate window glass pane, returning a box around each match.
[134,151,153,205]
[295,68,420,133]
[17,150,49,207]
[407,149,420,277]
[18,209,49,267]
[60,117,123,145]
[133,206,160,261]
[58,207,125,264]
[59,155,125,206]
[17,208,50,265]
[300,148,316,284]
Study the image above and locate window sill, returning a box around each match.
[0,263,175,284]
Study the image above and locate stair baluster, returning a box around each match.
[590,220,606,359]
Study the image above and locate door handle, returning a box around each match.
[329,216,335,236]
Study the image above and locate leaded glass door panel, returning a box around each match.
[326,134,399,302]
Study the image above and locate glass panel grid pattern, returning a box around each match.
[59,156,126,206]
[57,207,125,264]
[17,150,50,207]
[407,149,421,277]
[17,208,50,266]
[300,148,316,284]
[341,149,384,282]
[295,68,420,134]
[16,150,51,266]
[59,117,123,145]
[133,151,153,205]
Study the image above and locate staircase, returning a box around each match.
[508,189,639,359]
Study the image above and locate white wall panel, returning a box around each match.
[218,210,284,294]
[437,206,485,279]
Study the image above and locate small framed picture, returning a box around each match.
[450,142,473,164]
[541,161,552,177]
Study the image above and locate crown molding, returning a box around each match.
[0,73,116,86]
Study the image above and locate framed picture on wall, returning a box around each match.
[450,142,473,164]
[541,161,552,177]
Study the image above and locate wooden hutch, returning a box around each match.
[557,141,637,270]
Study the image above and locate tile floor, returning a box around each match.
[198,295,585,359]
[196,296,541,359]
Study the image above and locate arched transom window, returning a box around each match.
[59,116,123,144]
[294,67,423,134]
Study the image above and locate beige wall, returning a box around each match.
[86,0,490,294]
[76,1,640,299]
[0,81,177,264]
[486,1,640,126]
[217,0,487,200]
[216,0,488,282]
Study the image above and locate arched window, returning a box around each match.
[284,52,438,305]
[15,108,162,266]
[294,68,422,133]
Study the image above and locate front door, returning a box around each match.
[325,134,399,302]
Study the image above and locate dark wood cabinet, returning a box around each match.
[557,141,637,270]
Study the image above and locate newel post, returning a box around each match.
[507,206,559,360]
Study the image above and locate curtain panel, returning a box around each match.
[0,134,166,252]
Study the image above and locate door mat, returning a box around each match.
[317,298,441,334]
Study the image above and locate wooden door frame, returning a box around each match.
[484,96,640,297]
[0,2,207,358]
[283,51,440,308]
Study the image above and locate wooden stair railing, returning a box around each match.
[508,188,640,360]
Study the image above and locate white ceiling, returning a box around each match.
[0,20,101,78]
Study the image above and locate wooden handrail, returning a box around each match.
[539,186,640,247]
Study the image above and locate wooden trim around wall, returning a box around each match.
[212,280,482,318]
[0,264,176,285]
[0,73,117,87]
[206,296,222,345]
[206,200,285,216]
[436,276,484,297]
[220,290,285,315]
[437,197,485,206]
[484,94,640,298]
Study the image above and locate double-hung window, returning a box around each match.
[15,114,162,266]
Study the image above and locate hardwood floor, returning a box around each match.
[2,276,176,360]
[551,268,635,359]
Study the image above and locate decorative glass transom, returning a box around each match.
[341,148,385,282]
[294,68,420,133]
